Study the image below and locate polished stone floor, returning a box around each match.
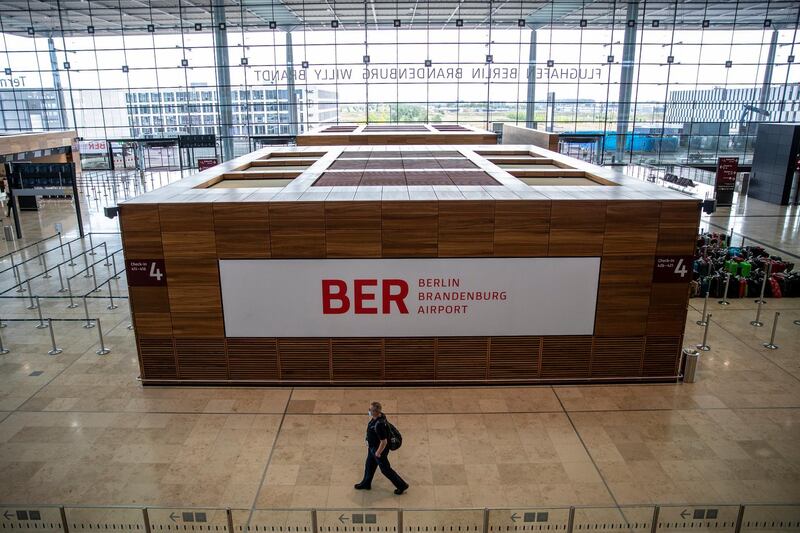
[0,171,799,511]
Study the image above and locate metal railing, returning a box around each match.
[0,503,796,533]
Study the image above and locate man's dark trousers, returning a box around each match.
[361,448,406,489]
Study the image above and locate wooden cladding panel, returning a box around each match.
[643,336,682,377]
[548,201,606,256]
[331,338,384,381]
[591,337,644,378]
[384,338,435,381]
[133,313,173,337]
[138,338,177,380]
[657,201,701,255]
[227,338,279,380]
[648,282,690,336]
[214,203,271,258]
[646,306,687,336]
[438,201,494,257]
[167,285,222,314]
[164,258,220,286]
[278,338,331,380]
[325,202,382,257]
[650,282,691,308]
[489,336,541,380]
[120,205,161,233]
[122,232,164,259]
[138,334,686,383]
[382,201,438,257]
[161,231,217,259]
[175,338,227,380]
[595,255,654,337]
[541,337,592,378]
[603,201,660,256]
[436,337,489,381]
[269,202,326,258]
[129,287,170,314]
[493,201,550,256]
[159,203,214,232]
[170,313,224,337]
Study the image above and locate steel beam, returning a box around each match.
[759,30,778,111]
[212,4,234,162]
[47,37,70,130]
[525,29,537,129]
[286,31,299,136]
[615,0,639,161]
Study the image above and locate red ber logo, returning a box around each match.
[126,259,167,286]
[322,279,409,314]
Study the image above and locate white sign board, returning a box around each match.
[219,258,600,338]
[78,140,109,155]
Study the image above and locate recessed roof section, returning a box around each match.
[2,0,794,36]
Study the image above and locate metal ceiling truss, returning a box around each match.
[0,0,796,36]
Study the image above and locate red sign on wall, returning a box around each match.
[126,259,167,286]
[653,255,694,283]
[715,157,738,207]
[198,158,219,171]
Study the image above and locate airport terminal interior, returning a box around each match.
[1,0,800,531]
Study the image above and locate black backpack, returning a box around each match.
[383,419,403,451]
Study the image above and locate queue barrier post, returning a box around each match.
[763,312,780,350]
[56,264,67,293]
[697,313,712,351]
[14,264,25,293]
[82,298,95,329]
[47,319,63,356]
[26,281,37,309]
[750,300,764,327]
[107,282,118,310]
[696,291,710,326]
[755,262,771,304]
[0,326,8,355]
[96,318,110,355]
[55,225,64,258]
[718,273,730,305]
[111,253,120,279]
[35,297,48,329]
[82,251,91,277]
[66,277,78,309]
[42,252,51,278]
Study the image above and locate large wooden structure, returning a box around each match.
[0,130,81,174]
[120,144,700,385]
[297,124,497,146]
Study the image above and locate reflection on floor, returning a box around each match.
[0,169,798,509]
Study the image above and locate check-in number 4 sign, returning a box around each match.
[653,255,693,283]
[126,259,168,287]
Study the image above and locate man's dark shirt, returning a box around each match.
[366,414,389,449]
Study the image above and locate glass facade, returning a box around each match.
[0,1,798,166]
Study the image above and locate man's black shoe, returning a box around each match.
[394,484,409,495]
[354,483,371,490]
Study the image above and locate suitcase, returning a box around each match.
[740,261,752,277]
[769,277,782,298]
[738,278,748,298]
[727,277,740,298]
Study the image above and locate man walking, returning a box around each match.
[354,401,409,495]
